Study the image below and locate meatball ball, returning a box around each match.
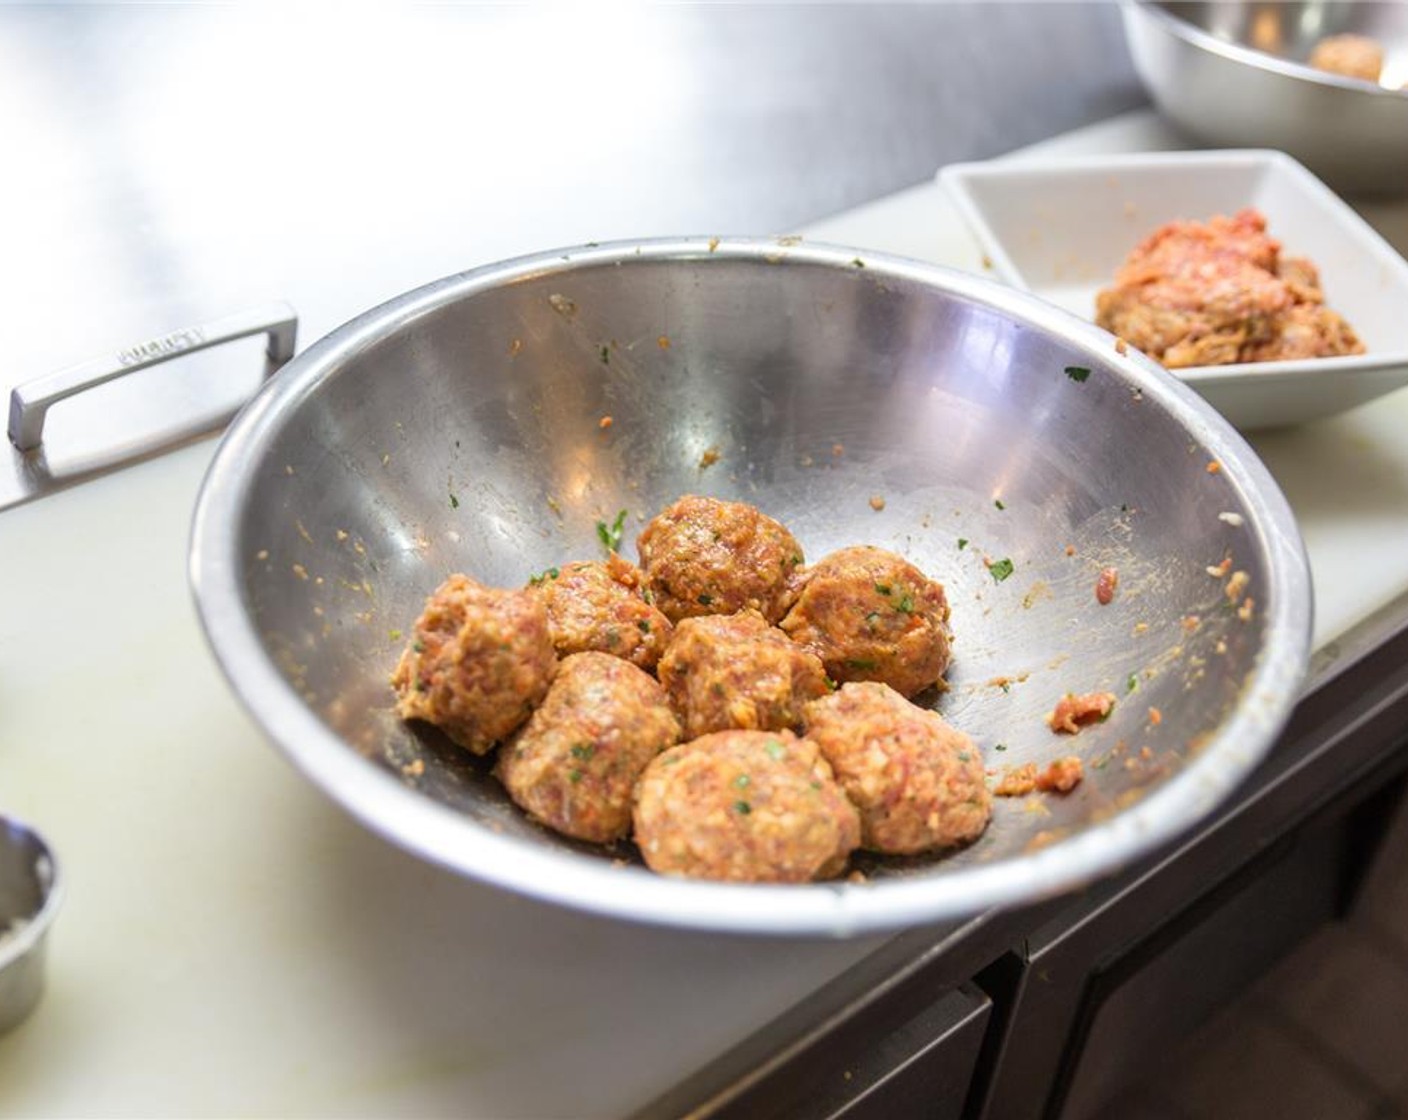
[657,610,829,739]
[780,546,952,698]
[392,574,556,755]
[633,729,860,882]
[529,553,674,671]
[636,495,804,624]
[803,682,990,854]
[497,652,680,843]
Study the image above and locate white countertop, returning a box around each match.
[4,110,1408,1117]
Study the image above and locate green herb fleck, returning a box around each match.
[596,508,628,554]
[1000,681,1011,694]
[994,498,1006,511]
[765,740,786,760]
[896,593,915,614]
[865,610,882,625]
[1065,365,1091,382]
[791,554,803,566]
[570,744,595,760]
[734,800,752,815]
[989,558,1015,583]
[734,774,751,789]
[995,743,1007,752]
[697,593,714,606]
[412,640,425,653]
[637,619,651,633]
[388,629,402,641]
[874,582,892,595]
[528,566,560,586]
[851,257,866,268]
[958,538,968,550]
[845,658,878,671]
[449,493,459,509]
[599,345,610,365]
[1127,673,1139,693]
[957,752,971,762]
[824,677,838,692]
[568,769,584,784]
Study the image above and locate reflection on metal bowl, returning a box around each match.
[188,238,1311,936]
[1123,1,1408,196]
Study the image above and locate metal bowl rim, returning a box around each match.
[189,235,1313,936]
[1131,0,1408,100]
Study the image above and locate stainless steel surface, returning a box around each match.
[189,237,1312,936]
[1123,1,1408,195]
[0,817,60,1036]
[3,303,296,510]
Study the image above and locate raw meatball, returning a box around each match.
[633,729,860,882]
[802,682,989,854]
[497,652,680,843]
[657,610,829,739]
[636,495,804,624]
[1309,33,1384,82]
[529,553,673,671]
[392,574,556,755]
[780,546,952,698]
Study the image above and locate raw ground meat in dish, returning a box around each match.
[1308,33,1384,82]
[529,554,673,671]
[496,652,680,843]
[392,574,557,755]
[636,495,805,624]
[657,609,830,739]
[1094,208,1364,369]
[632,728,860,882]
[780,545,952,698]
[1046,691,1117,735]
[802,682,990,855]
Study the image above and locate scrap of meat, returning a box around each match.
[1095,209,1363,369]
[1308,33,1384,82]
[1046,691,1117,735]
[993,756,1085,797]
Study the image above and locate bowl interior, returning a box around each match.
[1161,1,1408,88]
[198,242,1308,931]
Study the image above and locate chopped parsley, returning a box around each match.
[989,558,1015,583]
[734,774,751,789]
[596,508,628,554]
[994,743,1007,752]
[412,640,425,653]
[765,740,786,760]
[697,593,714,606]
[388,629,402,641]
[528,566,560,586]
[734,800,752,815]
[1127,673,1139,693]
[957,752,971,762]
[851,257,866,268]
[568,769,583,784]
[895,593,915,614]
[874,582,892,595]
[1065,365,1091,382]
[636,619,651,633]
[599,344,610,365]
[449,493,460,509]
[569,744,595,760]
[845,657,878,671]
[957,538,968,550]
[994,499,1006,511]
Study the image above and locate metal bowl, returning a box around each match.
[1122,1,1408,196]
[189,238,1311,936]
[0,817,61,1034]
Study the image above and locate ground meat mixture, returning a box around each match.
[529,554,673,671]
[497,652,680,843]
[392,574,557,755]
[780,546,952,698]
[1046,691,1117,735]
[657,609,829,739]
[632,729,860,882]
[636,495,804,624]
[993,756,1085,797]
[802,682,990,854]
[1094,209,1363,369]
[1308,33,1384,82]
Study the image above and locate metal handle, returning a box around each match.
[7,301,298,452]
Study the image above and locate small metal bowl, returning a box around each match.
[0,818,61,1034]
[1122,1,1408,196]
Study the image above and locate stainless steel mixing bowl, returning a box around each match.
[189,238,1311,936]
[1123,1,1408,196]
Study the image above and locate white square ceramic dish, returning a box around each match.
[939,149,1408,429]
